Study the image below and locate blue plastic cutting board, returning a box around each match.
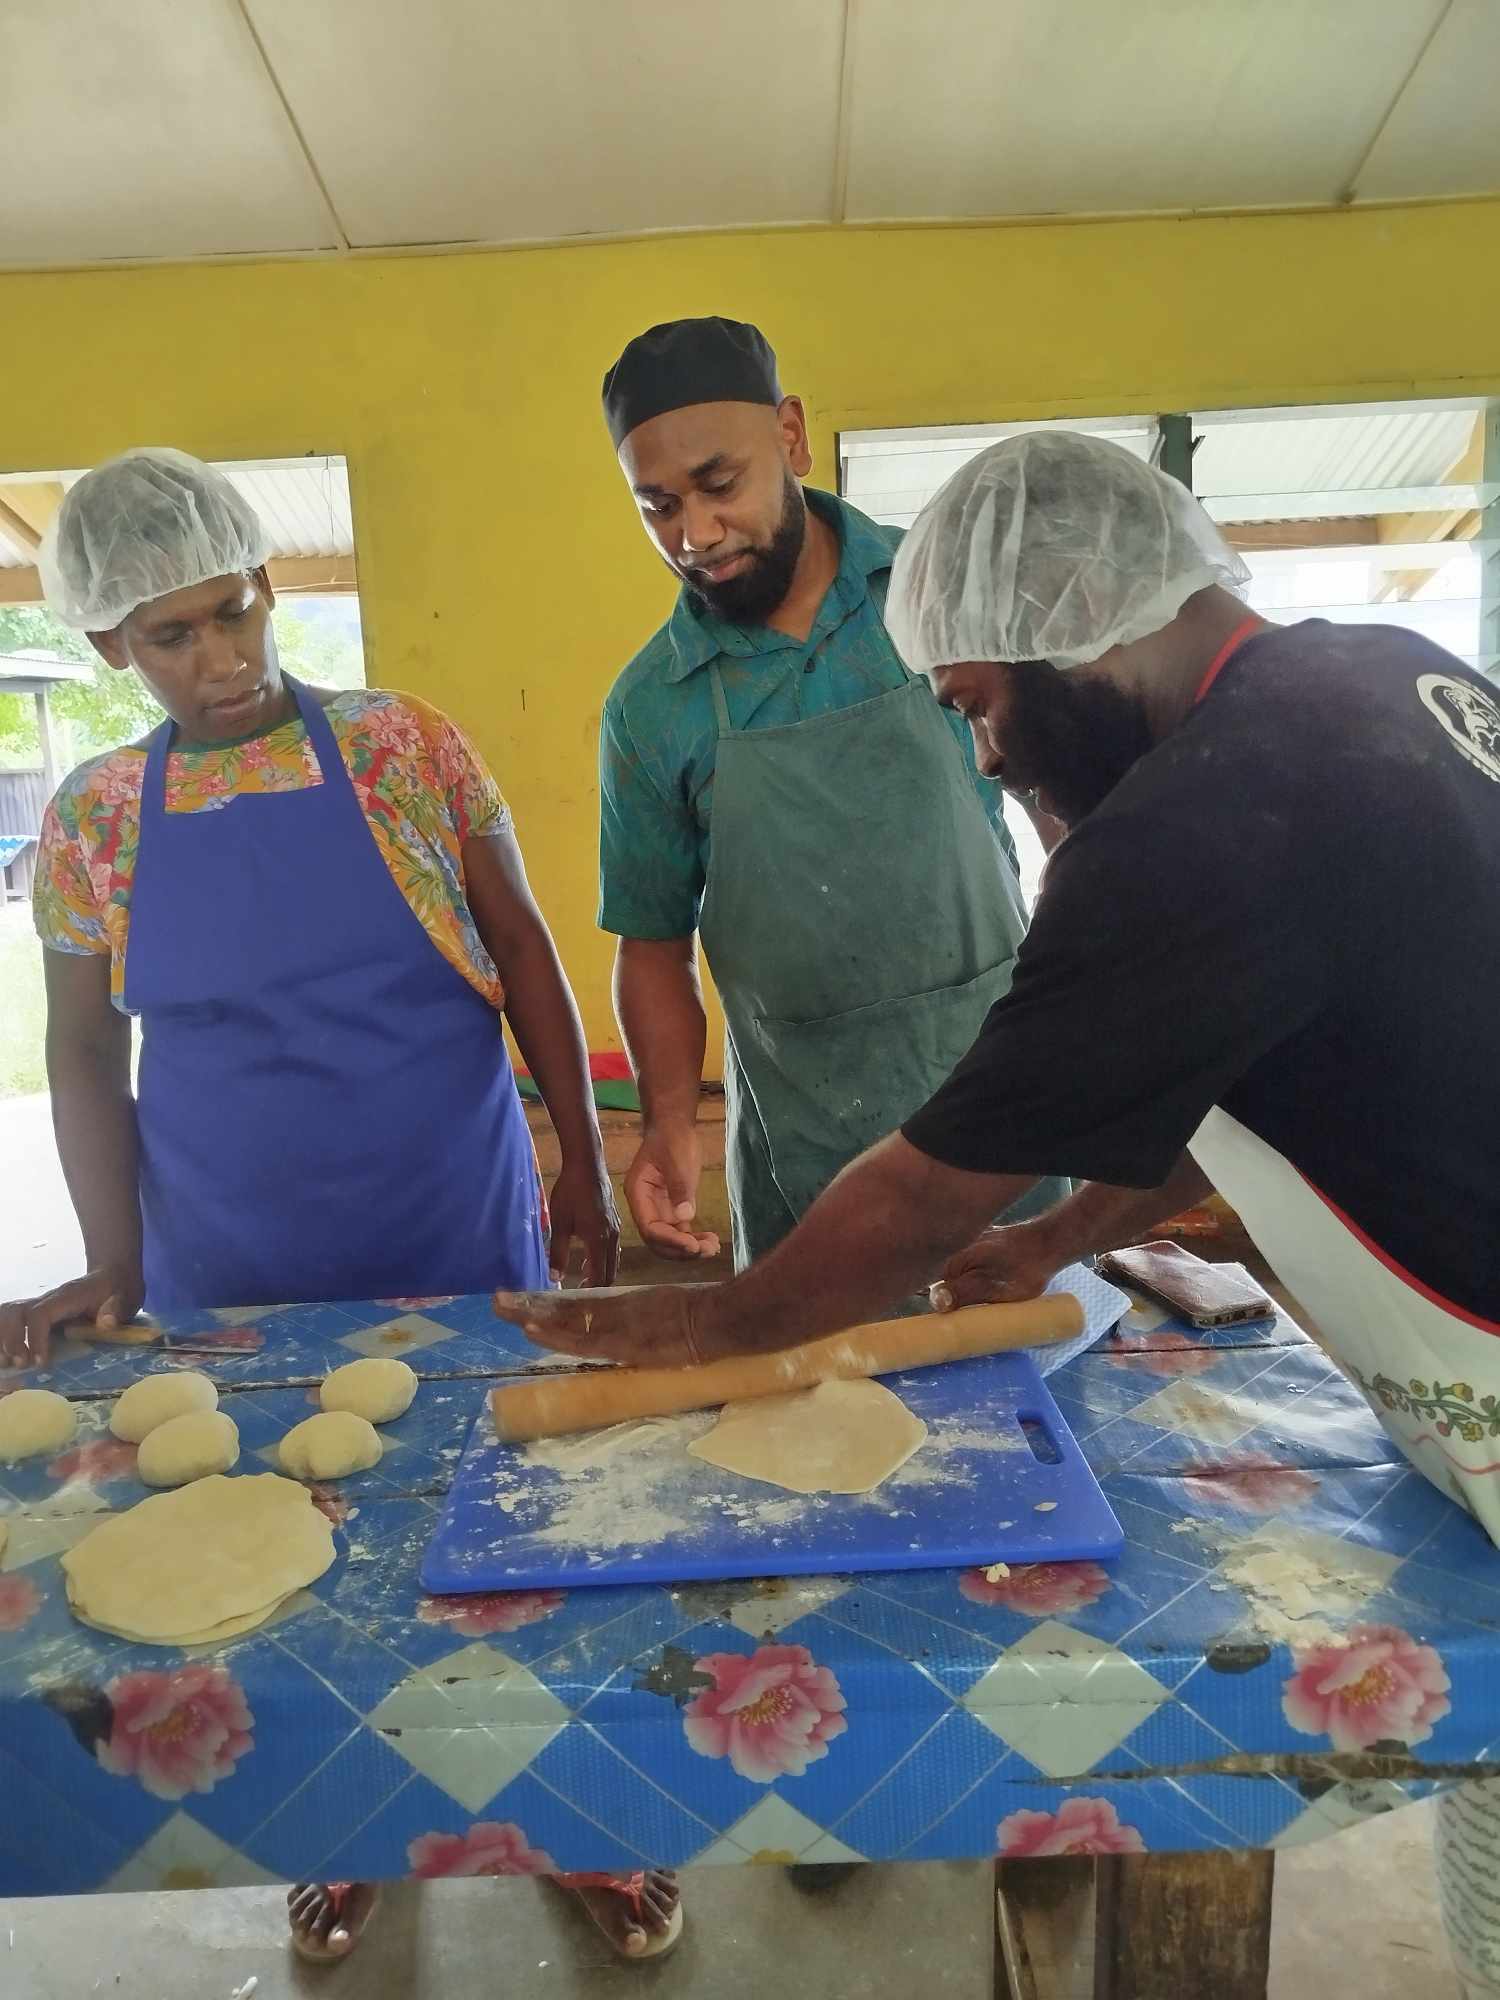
[422,1282,1125,1592]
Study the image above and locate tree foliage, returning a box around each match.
[0,602,365,770]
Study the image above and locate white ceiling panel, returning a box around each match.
[844,0,1449,220]
[245,0,846,248]
[0,0,338,264]
[1352,0,1500,201]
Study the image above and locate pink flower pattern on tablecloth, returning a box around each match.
[1282,1624,1451,1752]
[47,1438,139,1484]
[1106,1329,1220,1376]
[417,1589,566,1638]
[960,1561,1112,1616]
[96,1666,255,1800]
[999,1797,1147,1857]
[1182,1458,1320,1514]
[684,1644,848,1782]
[0,1572,41,1632]
[408,1821,557,1878]
[376,1296,456,1310]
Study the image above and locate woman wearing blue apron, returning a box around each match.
[10,450,677,1963]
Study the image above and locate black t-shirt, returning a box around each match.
[902,620,1500,1319]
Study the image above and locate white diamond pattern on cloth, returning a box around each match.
[1128,1378,1264,1447]
[1120,1298,1170,1332]
[336,1313,458,1359]
[1,1499,109,1569]
[726,1577,854,1639]
[1271,1779,1420,1850]
[106,1811,280,1893]
[692,1794,853,1867]
[1209,1522,1401,1644]
[367,1640,568,1811]
[962,1620,1171,1778]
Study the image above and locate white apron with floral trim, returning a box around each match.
[1189,1107,1500,1545]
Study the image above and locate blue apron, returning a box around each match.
[124,677,548,1310]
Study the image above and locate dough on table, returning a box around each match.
[111,1369,218,1442]
[320,1356,417,1424]
[688,1378,928,1495]
[279,1410,383,1481]
[62,1473,335,1644]
[137,1409,240,1487]
[0,1388,76,1462]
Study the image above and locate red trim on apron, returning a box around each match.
[1299,1171,1500,1337]
[1192,616,1268,706]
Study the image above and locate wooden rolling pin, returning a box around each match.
[491,1294,1083,1443]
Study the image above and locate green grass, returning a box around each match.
[0,907,48,1097]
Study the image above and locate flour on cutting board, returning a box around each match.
[483,1401,1029,1564]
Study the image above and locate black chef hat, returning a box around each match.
[602,317,782,449]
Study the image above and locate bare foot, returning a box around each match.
[562,1869,681,1958]
[286,1880,379,1960]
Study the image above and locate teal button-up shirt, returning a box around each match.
[598,489,1018,939]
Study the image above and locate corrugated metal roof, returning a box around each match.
[1193,407,1479,521]
[843,405,1487,532]
[0,457,353,572]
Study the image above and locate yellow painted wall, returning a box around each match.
[2,201,1499,1051]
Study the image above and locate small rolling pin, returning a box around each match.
[491,1294,1083,1443]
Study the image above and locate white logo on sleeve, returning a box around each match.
[1419,672,1500,784]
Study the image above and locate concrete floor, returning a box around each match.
[0,1802,1461,1998]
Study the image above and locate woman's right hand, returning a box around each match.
[0,1264,145,1370]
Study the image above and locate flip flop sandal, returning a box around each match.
[290,1882,379,1963]
[556,1870,685,1961]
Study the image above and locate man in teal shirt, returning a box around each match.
[599,316,1056,1266]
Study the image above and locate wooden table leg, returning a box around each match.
[1092,1850,1275,2000]
[995,1859,1096,2000]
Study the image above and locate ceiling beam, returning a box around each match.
[266,556,357,594]
[0,565,42,605]
[1222,517,1379,552]
[0,496,41,552]
[1374,412,1484,600]
[0,555,357,609]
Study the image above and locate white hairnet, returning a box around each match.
[888,430,1249,673]
[39,447,272,631]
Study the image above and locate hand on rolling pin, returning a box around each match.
[494,1282,714,1367]
[929,1222,1063,1313]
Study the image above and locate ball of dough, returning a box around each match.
[279,1410,382,1481]
[137,1410,240,1488]
[111,1370,218,1443]
[0,1388,76,1462]
[319,1356,417,1425]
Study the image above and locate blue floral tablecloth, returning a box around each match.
[2,1285,1497,1898]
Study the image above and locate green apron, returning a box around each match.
[698,657,1064,1268]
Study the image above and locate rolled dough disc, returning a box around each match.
[688,1378,928,1495]
[61,1473,334,1644]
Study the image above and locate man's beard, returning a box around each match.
[681,473,807,623]
[1006,661,1156,827]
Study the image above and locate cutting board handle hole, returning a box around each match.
[1020,1416,1063,1466]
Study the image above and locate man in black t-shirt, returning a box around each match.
[501,427,1500,2000]
[502,432,1500,1536]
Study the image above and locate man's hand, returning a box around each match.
[546,1157,622,1287]
[493,1281,713,1368]
[623,1124,721,1260]
[0,1264,145,1370]
[931,1223,1063,1311]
